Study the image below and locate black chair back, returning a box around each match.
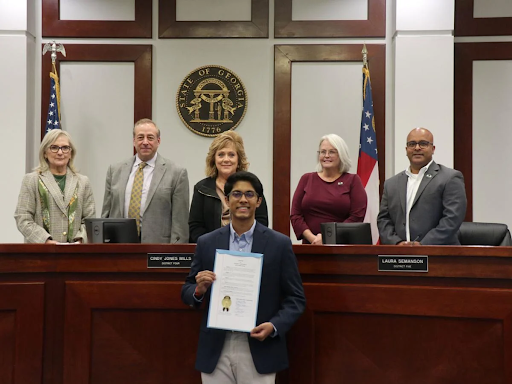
[457,222,512,246]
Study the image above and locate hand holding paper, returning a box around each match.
[195,270,216,296]
[250,322,274,341]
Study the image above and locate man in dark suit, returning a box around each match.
[377,127,467,245]
[101,118,189,243]
[182,171,305,383]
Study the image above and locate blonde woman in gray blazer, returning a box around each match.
[15,129,95,243]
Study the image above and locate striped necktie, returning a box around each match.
[128,162,147,234]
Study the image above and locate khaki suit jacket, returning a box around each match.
[14,169,96,243]
[101,154,189,243]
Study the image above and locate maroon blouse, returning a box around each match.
[291,172,367,243]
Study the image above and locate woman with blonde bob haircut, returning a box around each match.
[15,129,95,243]
[291,133,367,244]
[188,130,268,242]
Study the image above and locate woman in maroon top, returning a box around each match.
[291,134,367,244]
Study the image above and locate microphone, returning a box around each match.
[173,236,180,244]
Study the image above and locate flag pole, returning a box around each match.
[357,43,380,244]
[42,41,66,133]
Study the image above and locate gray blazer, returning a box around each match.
[101,154,189,243]
[14,169,96,243]
[377,162,467,245]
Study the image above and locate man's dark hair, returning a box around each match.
[224,171,264,198]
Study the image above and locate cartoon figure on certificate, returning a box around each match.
[222,296,232,312]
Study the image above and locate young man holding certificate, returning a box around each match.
[182,171,306,384]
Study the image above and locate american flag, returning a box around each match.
[45,64,61,133]
[357,66,380,244]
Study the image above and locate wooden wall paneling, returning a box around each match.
[0,283,45,384]
[273,44,386,235]
[63,281,201,384]
[42,0,152,38]
[454,42,512,222]
[503,314,512,381]
[41,44,152,140]
[159,0,269,38]
[274,0,386,38]
[4,245,512,383]
[42,278,66,384]
[289,283,512,383]
[455,0,512,36]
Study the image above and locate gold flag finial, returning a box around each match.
[362,44,368,68]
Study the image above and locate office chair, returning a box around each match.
[457,222,512,246]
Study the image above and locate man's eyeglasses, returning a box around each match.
[49,145,72,153]
[317,150,338,157]
[406,141,433,149]
[229,190,258,200]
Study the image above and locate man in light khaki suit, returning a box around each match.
[101,119,189,243]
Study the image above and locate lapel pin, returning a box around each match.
[426,174,432,178]
[338,182,344,185]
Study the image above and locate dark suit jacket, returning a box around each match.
[101,154,189,243]
[188,177,269,243]
[181,222,306,374]
[377,161,467,245]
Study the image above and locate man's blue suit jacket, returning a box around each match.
[181,222,306,374]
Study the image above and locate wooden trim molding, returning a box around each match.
[41,44,152,140]
[42,0,152,38]
[273,44,386,235]
[159,0,269,38]
[274,0,386,38]
[455,0,512,36]
[454,42,512,221]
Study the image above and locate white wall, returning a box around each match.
[290,62,362,242]
[394,0,455,174]
[60,0,135,21]
[292,0,367,21]
[474,0,512,18]
[473,60,512,228]
[176,0,251,21]
[394,35,454,172]
[59,62,136,217]
[0,0,35,242]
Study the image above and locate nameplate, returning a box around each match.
[378,255,428,272]
[147,253,193,268]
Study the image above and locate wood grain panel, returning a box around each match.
[2,245,512,383]
[314,313,502,383]
[63,281,201,384]
[273,44,386,235]
[159,0,269,38]
[287,283,512,383]
[42,0,152,38]
[41,44,152,140]
[455,0,512,36]
[0,283,45,384]
[454,42,512,221]
[275,0,385,38]
[0,312,16,383]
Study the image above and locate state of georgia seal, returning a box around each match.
[176,65,248,137]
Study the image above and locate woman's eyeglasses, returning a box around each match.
[49,145,72,153]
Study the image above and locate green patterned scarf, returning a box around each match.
[38,177,79,242]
